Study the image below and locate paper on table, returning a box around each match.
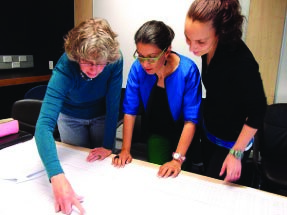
[0,140,287,215]
[0,137,100,183]
[0,137,46,183]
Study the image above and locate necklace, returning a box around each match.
[80,71,93,81]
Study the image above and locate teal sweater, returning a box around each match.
[35,53,123,179]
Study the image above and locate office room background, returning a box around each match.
[93,0,251,98]
[92,0,287,103]
[0,0,286,121]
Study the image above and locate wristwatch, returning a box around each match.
[229,148,244,160]
[172,152,186,163]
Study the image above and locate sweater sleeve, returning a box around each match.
[35,54,75,179]
[183,63,202,124]
[240,60,267,129]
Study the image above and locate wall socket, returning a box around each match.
[49,61,53,70]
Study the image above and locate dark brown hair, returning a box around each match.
[187,0,244,44]
[134,20,175,51]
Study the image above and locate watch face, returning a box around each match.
[173,153,180,159]
[172,152,186,162]
[235,151,243,159]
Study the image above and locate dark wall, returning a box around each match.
[0,0,74,119]
[0,82,49,119]
[0,0,74,73]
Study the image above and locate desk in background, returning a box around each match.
[0,74,51,87]
[0,139,286,215]
[0,67,51,87]
[0,69,51,119]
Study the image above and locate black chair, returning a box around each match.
[252,103,287,196]
[24,85,47,100]
[11,99,60,140]
[11,99,43,135]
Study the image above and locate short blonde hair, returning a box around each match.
[64,17,120,63]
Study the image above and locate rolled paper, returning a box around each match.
[0,120,19,138]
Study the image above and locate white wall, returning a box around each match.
[275,12,287,103]
[93,0,250,89]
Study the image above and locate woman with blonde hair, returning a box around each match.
[35,17,123,214]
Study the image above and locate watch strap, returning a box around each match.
[172,152,186,163]
[229,148,244,160]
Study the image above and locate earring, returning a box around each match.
[164,60,167,66]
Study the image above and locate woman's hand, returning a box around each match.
[157,160,182,178]
[220,153,242,182]
[51,173,85,215]
[112,149,132,167]
[86,147,112,162]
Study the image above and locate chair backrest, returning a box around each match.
[11,99,43,135]
[261,103,287,162]
[11,99,60,140]
[24,85,47,100]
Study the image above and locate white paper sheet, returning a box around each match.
[0,138,46,182]
[0,139,286,215]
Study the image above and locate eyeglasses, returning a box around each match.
[133,48,167,64]
[79,62,109,68]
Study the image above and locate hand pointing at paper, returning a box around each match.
[51,173,85,215]
[34,17,122,214]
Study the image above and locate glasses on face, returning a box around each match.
[79,62,109,68]
[133,48,167,64]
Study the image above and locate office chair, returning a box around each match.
[11,99,60,140]
[252,103,287,196]
[24,85,48,100]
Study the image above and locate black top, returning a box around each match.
[146,84,183,141]
[202,40,267,141]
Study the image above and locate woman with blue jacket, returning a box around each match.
[112,20,201,178]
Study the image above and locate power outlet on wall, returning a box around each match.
[49,61,53,70]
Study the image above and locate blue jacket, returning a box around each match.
[123,52,201,124]
[35,52,123,179]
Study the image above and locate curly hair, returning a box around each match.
[187,0,244,44]
[134,20,175,51]
[64,17,120,63]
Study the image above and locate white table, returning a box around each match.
[0,139,286,215]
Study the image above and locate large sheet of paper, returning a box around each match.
[0,139,286,215]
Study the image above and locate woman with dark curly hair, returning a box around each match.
[184,0,267,184]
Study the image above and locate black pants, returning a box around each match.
[202,134,251,186]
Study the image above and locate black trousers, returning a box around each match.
[201,134,251,186]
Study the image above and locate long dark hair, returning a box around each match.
[187,0,244,44]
